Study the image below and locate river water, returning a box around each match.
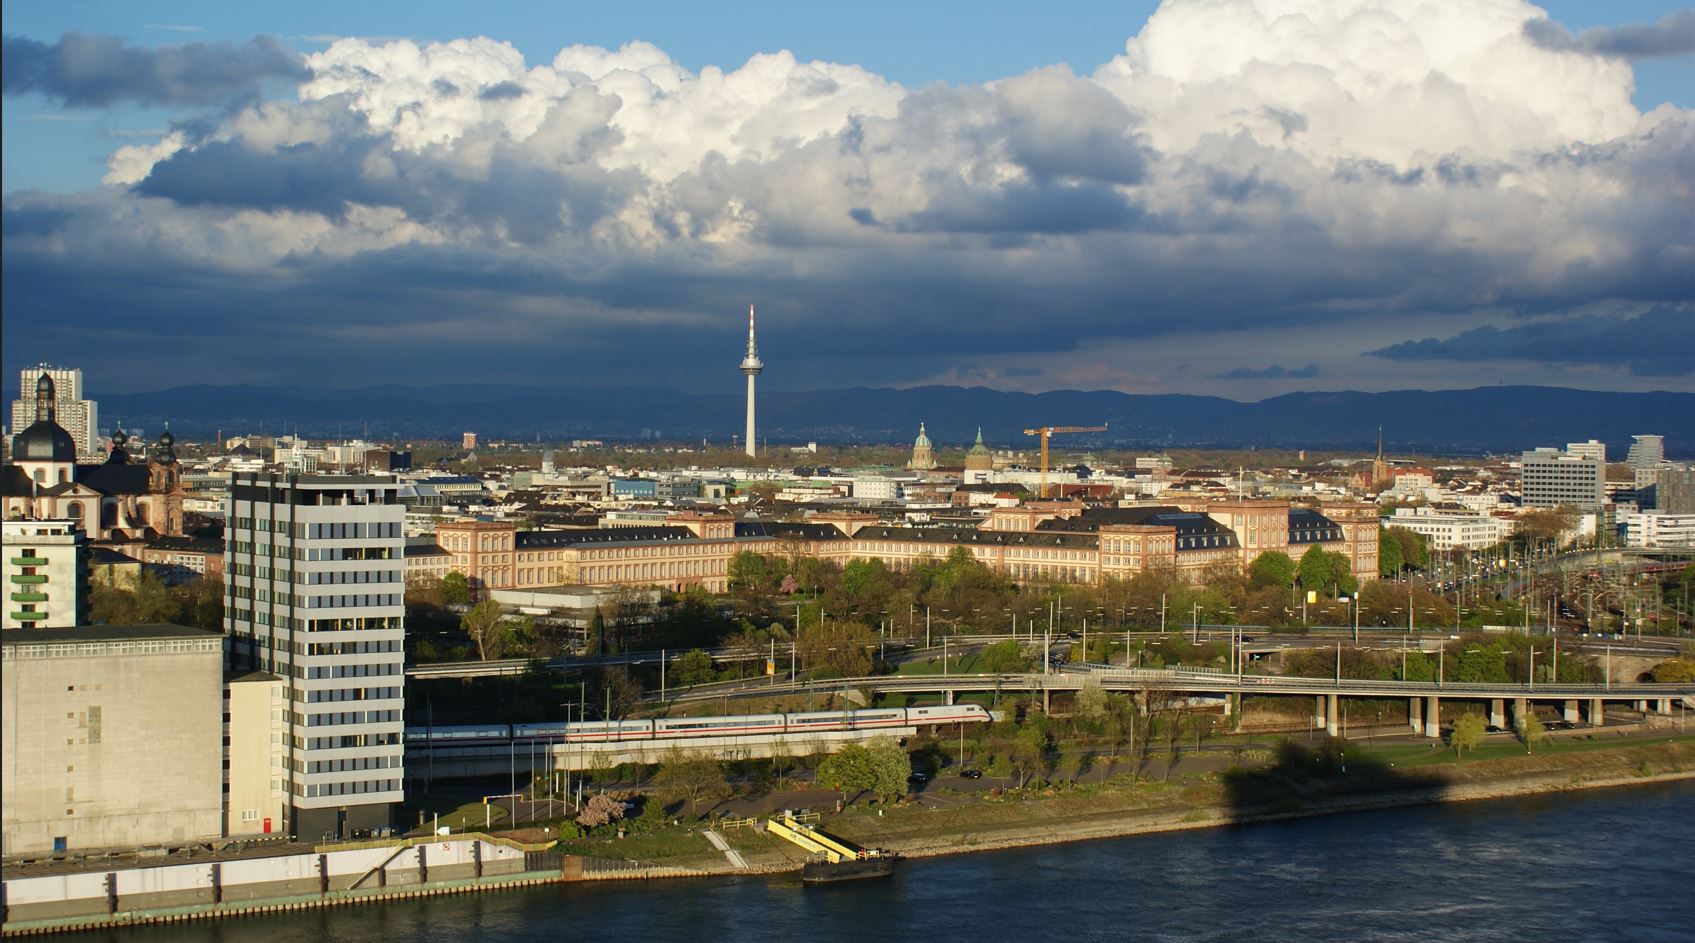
[96,781,1693,943]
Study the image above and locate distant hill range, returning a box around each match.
[23,383,1695,456]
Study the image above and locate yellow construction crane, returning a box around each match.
[1023,424,1108,499]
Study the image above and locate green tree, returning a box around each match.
[864,736,913,802]
[1386,527,1430,570]
[89,570,180,624]
[1074,678,1109,724]
[1009,724,1052,789]
[1377,528,1405,576]
[441,571,472,605]
[817,743,878,801]
[1298,546,1358,599]
[460,599,506,660]
[978,639,1033,673]
[671,649,717,687]
[797,620,876,678]
[651,751,731,819]
[1249,551,1297,590]
[1451,713,1485,760]
[1518,712,1546,754]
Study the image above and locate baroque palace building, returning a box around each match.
[419,500,1377,596]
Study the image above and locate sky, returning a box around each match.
[3,0,1692,400]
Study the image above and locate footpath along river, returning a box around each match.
[92,779,1693,943]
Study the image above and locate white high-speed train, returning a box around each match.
[406,704,992,746]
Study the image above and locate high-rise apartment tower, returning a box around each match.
[10,365,98,459]
[224,473,406,840]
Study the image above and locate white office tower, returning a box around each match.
[224,473,406,840]
[739,304,764,458]
[10,365,99,459]
[1522,447,1605,510]
[1563,439,1606,465]
[1627,435,1665,469]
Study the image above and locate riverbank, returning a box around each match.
[7,736,1688,936]
[563,734,1695,878]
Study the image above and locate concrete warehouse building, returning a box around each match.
[1,624,224,857]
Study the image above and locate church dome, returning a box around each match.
[154,426,178,465]
[909,422,935,471]
[13,419,77,463]
[107,425,131,465]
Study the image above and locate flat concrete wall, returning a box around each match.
[2,838,532,925]
[2,637,224,857]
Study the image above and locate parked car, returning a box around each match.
[907,772,929,784]
[958,768,983,780]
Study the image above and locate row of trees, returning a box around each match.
[89,571,222,631]
[1282,630,1598,684]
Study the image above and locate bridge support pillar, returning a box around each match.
[1588,698,1605,727]
[1314,696,1325,730]
[1657,698,1673,716]
[1490,699,1505,729]
[1512,698,1527,730]
[1634,699,1648,713]
[944,690,954,706]
[1424,696,1441,739]
[1564,700,1580,724]
[1409,696,1423,733]
[1326,694,1339,738]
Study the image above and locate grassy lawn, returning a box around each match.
[413,800,510,832]
[1351,732,1695,769]
[556,827,717,861]
[893,651,995,676]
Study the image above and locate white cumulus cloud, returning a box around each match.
[9,0,1688,394]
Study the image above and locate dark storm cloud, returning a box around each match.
[131,89,637,242]
[894,181,1152,235]
[1369,308,1695,377]
[137,137,392,217]
[1214,364,1321,380]
[1523,11,1695,60]
[1,33,309,107]
[478,80,526,100]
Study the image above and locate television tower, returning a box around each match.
[739,304,763,458]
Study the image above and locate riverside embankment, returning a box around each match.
[560,733,1695,876]
[7,735,1690,936]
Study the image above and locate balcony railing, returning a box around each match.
[10,556,49,566]
[9,592,48,603]
[10,610,46,621]
[9,574,47,584]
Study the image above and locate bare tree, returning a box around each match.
[651,750,731,819]
[1147,688,1186,781]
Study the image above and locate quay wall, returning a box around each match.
[2,836,544,934]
